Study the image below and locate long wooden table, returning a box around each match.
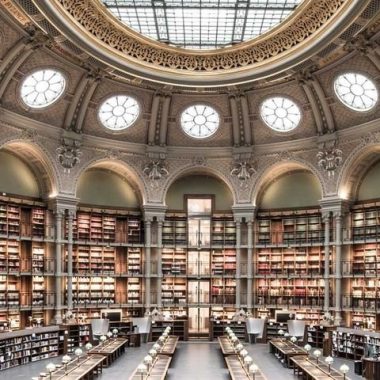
[41,355,105,380]
[88,338,128,367]
[160,336,179,356]
[269,339,308,368]
[225,355,267,380]
[291,356,351,380]
[128,355,171,380]
[218,336,236,356]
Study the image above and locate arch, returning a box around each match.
[162,166,237,208]
[338,144,380,201]
[0,140,59,198]
[74,159,146,206]
[252,160,325,207]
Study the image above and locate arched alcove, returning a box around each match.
[357,160,380,201]
[166,174,233,211]
[258,170,322,209]
[0,150,40,198]
[77,168,140,208]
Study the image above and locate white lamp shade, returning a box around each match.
[236,343,244,351]
[74,348,83,357]
[107,332,113,338]
[85,343,93,350]
[112,328,118,334]
[278,329,284,335]
[304,344,311,352]
[153,343,161,351]
[137,363,147,374]
[340,364,350,374]
[290,336,297,343]
[100,335,107,342]
[239,349,248,358]
[249,364,259,374]
[62,355,71,363]
[325,356,334,365]
[313,349,321,358]
[144,355,153,365]
[244,356,253,365]
[149,349,157,357]
[46,363,56,373]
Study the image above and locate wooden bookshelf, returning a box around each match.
[211,278,236,305]
[62,324,91,354]
[0,326,64,370]
[127,278,142,305]
[211,215,236,246]
[162,215,187,246]
[209,320,246,341]
[162,248,187,275]
[211,249,236,276]
[150,320,188,341]
[162,277,187,305]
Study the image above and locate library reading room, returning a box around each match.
[1,0,380,379]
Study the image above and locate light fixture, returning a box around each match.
[107,331,113,339]
[340,364,349,379]
[62,355,71,374]
[290,336,297,343]
[143,355,153,371]
[74,348,83,363]
[239,349,248,358]
[153,343,161,352]
[313,349,321,364]
[304,344,311,355]
[325,356,334,372]
[46,363,56,380]
[149,349,157,358]
[284,332,290,338]
[244,355,253,370]
[112,328,118,337]
[137,363,147,380]
[235,343,244,352]
[85,342,93,352]
[249,363,259,380]
[278,329,284,336]
[100,335,107,344]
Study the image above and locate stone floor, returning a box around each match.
[1,341,363,380]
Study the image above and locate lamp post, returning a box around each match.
[85,342,93,355]
[239,349,248,359]
[100,335,107,345]
[340,364,349,379]
[137,363,147,380]
[74,348,83,363]
[249,363,259,380]
[290,336,297,344]
[144,355,153,372]
[62,355,71,374]
[112,328,118,338]
[313,349,321,364]
[325,356,334,373]
[46,363,56,380]
[244,355,253,371]
[304,344,311,358]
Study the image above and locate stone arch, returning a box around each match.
[251,160,325,207]
[338,143,380,201]
[162,165,237,207]
[0,139,59,198]
[74,158,147,205]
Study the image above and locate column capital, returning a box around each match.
[143,203,167,222]
[49,194,79,214]
[319,196,351,216]
[232,204,256,223]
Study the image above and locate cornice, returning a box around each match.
[19,0,371,87]
[1,106,380,159]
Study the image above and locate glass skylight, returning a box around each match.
[334,72,378,112]
[102,0,302,50]
[98,95,140,131]
[181,104,219,138]
[20,69,66,108]
[261,97,301,132]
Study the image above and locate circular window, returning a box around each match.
[20,69,66,108]
[181,105,220,139]
[260,97,301,132]
[98,95,140,131]
[334,72,378,112]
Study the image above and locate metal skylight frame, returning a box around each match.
[102,0,301,50]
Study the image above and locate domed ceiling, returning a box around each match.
[13,0,372,87]
[101,0,302,50]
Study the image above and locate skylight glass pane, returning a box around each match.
[102,0,302,49]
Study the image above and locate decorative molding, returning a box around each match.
[230,161,256,182]
[56,137,82,173]
[317,141,343,178]
[143,160,169,181]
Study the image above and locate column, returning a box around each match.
[335,212,343,325]
[159,96,171,146]
[54,209,64,324]
[229,96,240,146]
[235,219,241,308]
[148,94,161,145]
[322,212,330,312]
[66,210,74,311]
[157,219,163,307]
[240,95,252,146]
[145,219,152,309]
[247,220,253,310]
